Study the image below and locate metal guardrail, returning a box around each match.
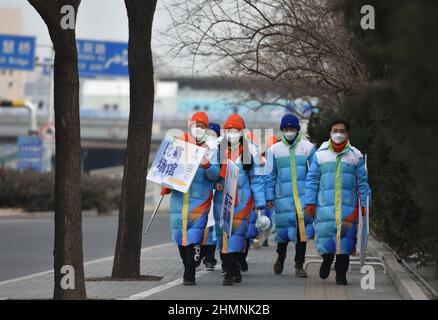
[0,111,282,143]
[303,254,386,274]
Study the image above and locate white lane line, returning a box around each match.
[124,271,209,300]
[83,242,174,266]
[0,242,173,287]
[0,270,53,287]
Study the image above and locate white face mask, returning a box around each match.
[227,132,241,145]
[206,129,218,139]
[283,131,297,141]
[191,126,206,142]
[331,132,347,144]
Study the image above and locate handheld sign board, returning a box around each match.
[219,159,239,237]
[147,136,206,193]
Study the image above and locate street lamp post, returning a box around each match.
[0,99,38,135]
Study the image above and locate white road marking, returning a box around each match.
[0,242,173,287]
[124,271,209,300]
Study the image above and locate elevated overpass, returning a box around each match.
[0,109,285,171]
[0,110,281,145]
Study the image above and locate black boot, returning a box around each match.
[319,254,334,280]
[295,240,307,278]
[203,245,217,271]
[239,242,249,272]
[233,253,242,283]
[222,254,234,286]
[335,254,349,285]
[273,253,286,274]
[295,262,308,278]
[274,242,288,274]
[183,245,197,285]
[239,254,248,273]
[220,252,227,276]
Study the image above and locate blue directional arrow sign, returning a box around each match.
[0,34,36,71]
[77,39,128,77]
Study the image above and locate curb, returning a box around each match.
[0,207,170,220]
[367,237,429,300]
[0,210,113,220]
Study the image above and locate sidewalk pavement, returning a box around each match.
[0,235,403,300]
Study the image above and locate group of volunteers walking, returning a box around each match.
[160,111,371,287]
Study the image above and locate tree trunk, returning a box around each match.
[112,0,158,278]
[28,0,86,299]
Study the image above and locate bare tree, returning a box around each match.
[112,0,158,279]
[162,0,368,108]
[27,0,86,299]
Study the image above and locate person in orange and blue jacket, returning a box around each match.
[160,112,220,285]
[213,114,266,286]
[237,132,277,272]
[304,119,371,285]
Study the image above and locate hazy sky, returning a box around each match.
[0,0,189,74]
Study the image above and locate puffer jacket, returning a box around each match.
[305,140,371,255]
[213,140,266,253]
[246,209,258,240]
[201,205,217,246]
[265,134,316,243]
[169,134,220,246]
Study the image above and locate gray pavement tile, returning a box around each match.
[0,236,404,300]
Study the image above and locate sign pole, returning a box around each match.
[143,185,170,235]
[145,136,207,234]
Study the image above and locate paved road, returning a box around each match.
[0,235,402,300]
[0,213,172,281]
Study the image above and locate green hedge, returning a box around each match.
[307,88,428,258]
[0,168,121,214]
[306,0,438,270]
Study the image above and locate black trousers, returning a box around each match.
[178,244,201,281]
[322,253,350,278]
[276,221,307,265]
[200,244,217,265]
[237,238,250,267]
[222,252,240,279]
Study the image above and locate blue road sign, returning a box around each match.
[77,39,128,77]
[41,57,52,76]
[18,136,42,172]
[0,34,36,71]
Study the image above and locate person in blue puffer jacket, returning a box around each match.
[238,206,258,272]
[213,114,266,286]
[304,119,371,285]
[197,122,222,271]
[237,131,264,273]
[160,112,220,285]
[265,114,316,278]
[246,210,259,241]
[253,134,278,249]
